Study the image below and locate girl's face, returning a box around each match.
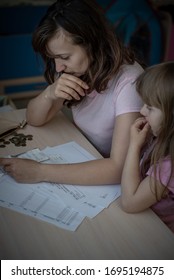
[140,104,163,136]
[47,31,89,77]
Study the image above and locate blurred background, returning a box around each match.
[0,0,174,111]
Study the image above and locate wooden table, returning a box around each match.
[0,109,174,260]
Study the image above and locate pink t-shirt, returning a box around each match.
[72,62,143,157]
[147,159,174,233]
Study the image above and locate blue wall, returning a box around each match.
[0,5,48,80]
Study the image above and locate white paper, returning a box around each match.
[12,148,50,162]
[0,176,84,231]
[0,142,121,231]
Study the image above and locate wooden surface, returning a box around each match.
[0,109,174,260]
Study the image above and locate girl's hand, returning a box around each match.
[48,73,89,101]
[0,158,42,183]
[130,117,150,149]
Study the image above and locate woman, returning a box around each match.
[0,0,143,185]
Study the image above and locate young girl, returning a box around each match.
[121,61,174,233]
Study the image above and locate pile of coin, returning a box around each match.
[0,132,33,148]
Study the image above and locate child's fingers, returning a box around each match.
[133,118,147,130]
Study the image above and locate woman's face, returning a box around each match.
[47,30,89,77]
[140,104,163,136]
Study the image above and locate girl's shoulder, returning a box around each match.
[147,157,174,191]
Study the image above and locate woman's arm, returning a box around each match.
[26,74,89,126]
[26,84,64,126]
[0,112,140,185]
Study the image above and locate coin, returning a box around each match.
[0,144,5,148]
[0,132,33,148]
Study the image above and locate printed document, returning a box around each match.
[0,142,121,231]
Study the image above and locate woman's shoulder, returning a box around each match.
[120,61,144,77]
[111,62,143,83]
[110,61,144,90]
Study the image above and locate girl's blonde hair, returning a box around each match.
[136,61,174,199]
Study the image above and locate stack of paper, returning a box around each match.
[0,142,121,231]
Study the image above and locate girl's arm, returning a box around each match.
[26,74,88,126]
[0,112,140,185]
[121,118,164,212]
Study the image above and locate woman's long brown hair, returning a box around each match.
[32,0,136,107]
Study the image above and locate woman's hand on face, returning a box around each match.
[49,73,89,101]
[0,158,42,183]
[130,117,150,149]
